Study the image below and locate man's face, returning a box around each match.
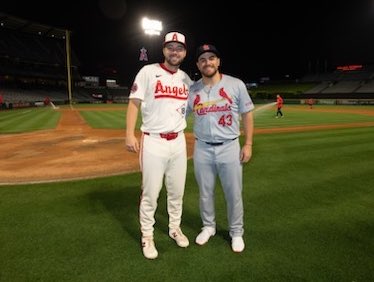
[197,52,220,78]
[163,42,186,66]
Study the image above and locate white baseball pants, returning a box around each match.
[139,132,187,237]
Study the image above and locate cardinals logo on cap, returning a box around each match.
[202,44,211,51]
[196,44,220,61]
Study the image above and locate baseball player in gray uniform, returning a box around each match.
[187,44,254,253]
[126,31,192,259]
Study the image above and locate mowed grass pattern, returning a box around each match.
[246,127,374,280]
[0,108,60,133]
[0,104,373,281]
[254,104,374,128]
[79,110,126,129]
[78,104,374,132]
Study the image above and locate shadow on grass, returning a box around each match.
[88,185,140,242]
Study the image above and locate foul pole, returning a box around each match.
[65,29,73,106]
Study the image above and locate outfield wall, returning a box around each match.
[253,98,374,105]
[300,99,374,105]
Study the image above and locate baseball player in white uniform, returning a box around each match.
[126,31,193,259]
[187,44,254,253]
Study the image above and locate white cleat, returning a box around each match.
[231,236,245,253]
[141,237,158,259]
[195,227,216,245]
[169,228,189,248]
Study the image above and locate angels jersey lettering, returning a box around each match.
[130,63,192,133]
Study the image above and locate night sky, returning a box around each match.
[1,0,374,86]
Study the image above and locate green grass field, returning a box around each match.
[0,104,373,281]
[0,107,60,133]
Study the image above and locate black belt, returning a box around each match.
[198,137,238,146]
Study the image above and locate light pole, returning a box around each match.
[141,17,162,63]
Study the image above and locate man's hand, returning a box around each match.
[240,144,252,163]
[126,134,139,153]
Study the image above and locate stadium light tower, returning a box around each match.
[142,17,162,36]
[141,17,162,63]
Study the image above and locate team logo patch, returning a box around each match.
[131,83,138,93]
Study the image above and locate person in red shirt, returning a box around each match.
[275,94,284,118]
[0,93,3,110]
[44,96,51,106]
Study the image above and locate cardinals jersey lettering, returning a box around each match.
[187,74,254,143]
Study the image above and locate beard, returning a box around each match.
[165,56,183,67]
[201,66,218,78]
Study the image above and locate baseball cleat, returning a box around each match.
[169,228,189,247]
[195,227,216,245]
[141,237,158,259]
[231,236,245,253]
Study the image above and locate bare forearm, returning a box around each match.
[125,99,141,153]
[126,99,140,137]
[242,111,254,146]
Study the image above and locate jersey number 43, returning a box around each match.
[218,114,232,127]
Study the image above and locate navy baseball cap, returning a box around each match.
[196,44,220,61]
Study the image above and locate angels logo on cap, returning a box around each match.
[164,32,186,47]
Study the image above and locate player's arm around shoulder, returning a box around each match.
[240,111,254,164]
[126,98,141,153]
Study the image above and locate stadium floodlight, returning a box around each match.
[142,17,162,36]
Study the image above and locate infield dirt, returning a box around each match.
[1,106,373,185]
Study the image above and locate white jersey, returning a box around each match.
[187,74,254,143]
[129,63,192,133]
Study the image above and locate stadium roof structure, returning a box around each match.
[0,12,68,39]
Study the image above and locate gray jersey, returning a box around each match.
[187,74,254,143]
